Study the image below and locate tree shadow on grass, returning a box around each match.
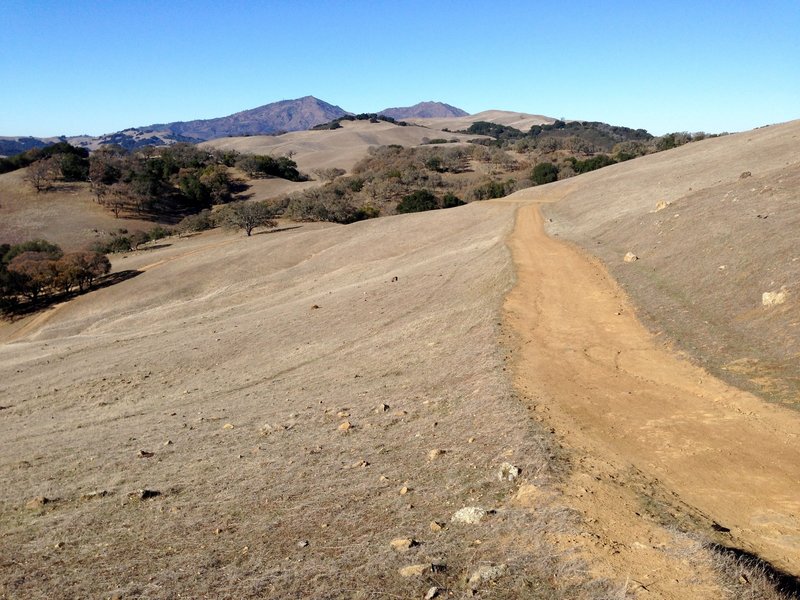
[253,225,303,236]
[138,243,172,251]
[1,270,142,321]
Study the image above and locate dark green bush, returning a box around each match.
[531,162,559,185]
[396,189,438,213]
[442,192,465,208]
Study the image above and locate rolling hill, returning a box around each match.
[2,118,799,598]
[201,118,486,173]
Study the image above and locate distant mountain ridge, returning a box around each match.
[143,96,349,140]
[378,101,468,120]
[0,97,465,154]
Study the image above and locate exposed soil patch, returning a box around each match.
[503,197,800,590]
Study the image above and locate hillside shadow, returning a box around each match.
[1,270,142,321]
[709,543,800,597]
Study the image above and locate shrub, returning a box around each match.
[177,209,215,235]
[531,162,559,185]
[442,192,465,208]
[472,179,515,200]
[148,226,170,241]
[569,154,616,174]
[396,189,439,213]
[92,235,133,254]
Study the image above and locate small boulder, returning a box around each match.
[623,252,638,263]
[425,587,440,600]
[451,506,487,524]
[497,462,521,482]
[762,289,787,307]
[654,200,671,212]
[338,421,352,432]
[398,564,428,577]
[468,564,508,588]
[427,448,445,460]
[390,537,417,551]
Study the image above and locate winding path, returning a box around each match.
[504,198,800,579]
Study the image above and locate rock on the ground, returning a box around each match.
[468,563,508,588]
[425,587,440,599]
[427,448,445,460]
[497,462,520,481]
[398,564,429,577]
[451,506,487,524]
[762,289,787,306]
[390,537,417,551]
[624,252,638,263]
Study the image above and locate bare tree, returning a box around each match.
[27,158,57,193]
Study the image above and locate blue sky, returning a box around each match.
[2,0,798,137]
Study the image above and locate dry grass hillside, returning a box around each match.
[541,120,800,405]
[3,118,800,599]
[0,205,633,599]
[201,119,484,174]
[410,110,555,133]
[0,169,157,250]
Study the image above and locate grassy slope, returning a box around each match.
[201,119,484,174]
[0,169,157,250]
[0,204,630,599]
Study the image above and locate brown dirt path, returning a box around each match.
[504,197,800,582]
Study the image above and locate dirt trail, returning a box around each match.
[504,198,800,580]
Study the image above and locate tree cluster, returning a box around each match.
[235,153,305,181]
[0,240,110,310]
[311,113,409,130]
[87,143,247,219]
[1,141,89,178]
[396,190,464,213]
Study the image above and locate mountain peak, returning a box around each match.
[379,101,469,120]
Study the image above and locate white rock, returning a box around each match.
[762,289,787,307]
[451,506,487,524]
[497,462,521,482]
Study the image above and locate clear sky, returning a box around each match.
[1,0,798,137]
